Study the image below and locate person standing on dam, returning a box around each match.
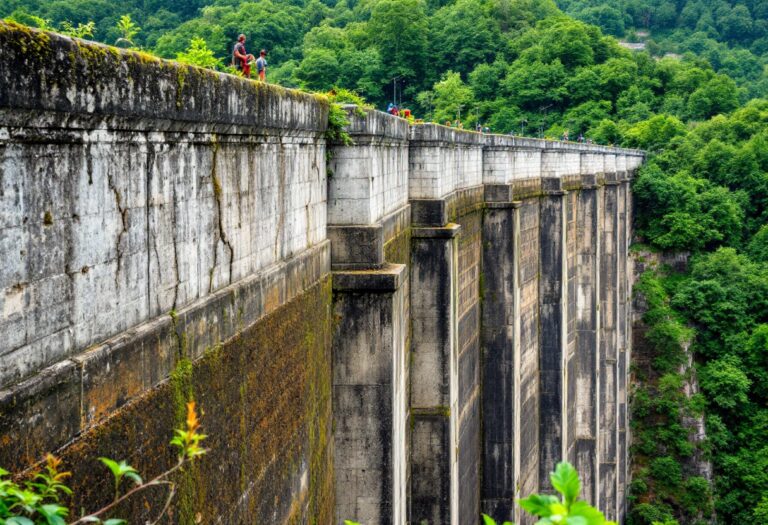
[255,49,268,81]
[232,34,254,77]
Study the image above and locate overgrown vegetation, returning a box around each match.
[0,402,206,525]
[631,248,768,525]
[626,82,768,525]
[629,268,713,525]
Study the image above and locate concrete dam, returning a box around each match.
[0,24,644,525]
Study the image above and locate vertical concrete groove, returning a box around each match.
[450,233,459,525]
[594,186,602,509]
[560,195,568,465]
[512,203,522,524]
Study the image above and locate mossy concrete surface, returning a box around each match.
[39,277,332,524]
[0,21,328,134]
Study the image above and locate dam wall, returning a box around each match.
[0,23,643,524]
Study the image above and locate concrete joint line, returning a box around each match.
[411,224,462,239]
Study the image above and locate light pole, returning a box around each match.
[391,75,403,107]
[539,104,552,138]
[520,118,528,137]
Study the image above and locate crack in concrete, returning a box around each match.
[208,139,234,293]
[170,153,180,310]
[145,138,154,321]
[107,170,128,288]
[274,141,286,261]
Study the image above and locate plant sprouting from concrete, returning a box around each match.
[175,38,223,71]
[114,15,139,49]
[59,21,95,39]
[0,402,206,525]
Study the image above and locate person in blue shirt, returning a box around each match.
[255,50,268,81]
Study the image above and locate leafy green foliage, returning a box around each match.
[417,71,474,124]
[59,21,95,39]
[482,462,616,525]
[0,455,71,525]
[629,268,717,525]
[114,14,139,48]
[633,250,768,524]
[324,101,353,146]
[175,37,224,70]
[0,402,207,525]
[98,458,142,502]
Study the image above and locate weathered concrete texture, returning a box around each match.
[0,21,336,525]
[572,183,600,503]
[0,23,327,132]
[542,150,581,179]
[480,200,519,522]
[6,277,334,524]
[0,23,649,525]
[409,124,484,199]
[564,188,578,468]
[328,107,409,226]
[455,207,482,525]
[332,264,408,525]
[0,23,329,389]
[617,179,630,524]
[410,193,482,525]
[0,241,330,468]
[599,178,620,520]
[517,196,541,511]
[410,224,459,525]
[326,106,414,524]
[538,179,568,490]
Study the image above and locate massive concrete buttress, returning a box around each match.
[408,125,484,525]
[327,108,410,525]
[599,153,620,521]
[0,24,645,525]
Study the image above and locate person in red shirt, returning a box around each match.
[232,34,254,77]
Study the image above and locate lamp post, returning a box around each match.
[538,104,552,138]
[391,75,403,107]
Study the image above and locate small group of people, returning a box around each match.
[232,34,267,81]
[386,103,412,119]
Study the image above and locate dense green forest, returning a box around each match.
[629,100,768,524]
[557,0,768,99]
[2,0,767,523]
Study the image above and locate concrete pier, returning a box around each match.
[327,108,410,524]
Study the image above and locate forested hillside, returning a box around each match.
[2,0,767,523]
[557,0,768,98]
